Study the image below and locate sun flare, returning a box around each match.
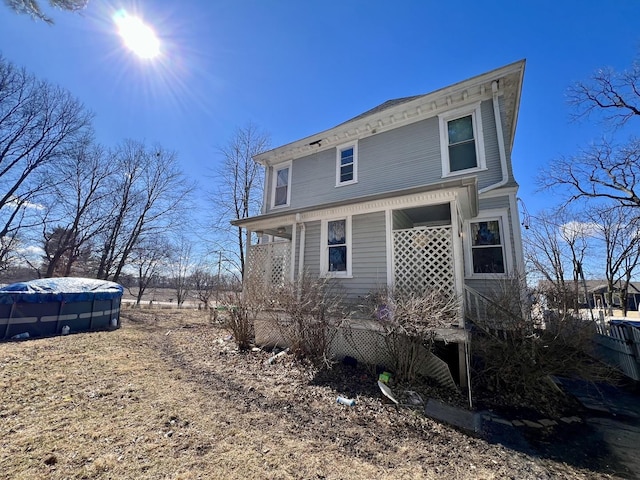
[113,10,160,59]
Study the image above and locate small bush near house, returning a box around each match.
[366,287,460,382]
[221,292,258,350]
[470,278,618,416]
[266,275,345,364]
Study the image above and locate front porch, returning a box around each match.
[235,179,480,387]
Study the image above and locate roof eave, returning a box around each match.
[254,59,526,167]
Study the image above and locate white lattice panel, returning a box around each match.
[246,242,291,292]
[330,325,393,367]
[393,226,454,296]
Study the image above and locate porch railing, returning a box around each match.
[463,284,530,336]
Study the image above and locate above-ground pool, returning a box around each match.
[0,277,123,340]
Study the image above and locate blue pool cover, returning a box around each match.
[0,277,123,303]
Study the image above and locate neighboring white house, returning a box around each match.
[232,60,527,384]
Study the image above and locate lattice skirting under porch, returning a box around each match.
[254,316,457,388]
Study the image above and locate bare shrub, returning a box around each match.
[265,275,345,364]
[470,276,617,412]
[221,292,259,350]
[367,287,460,382]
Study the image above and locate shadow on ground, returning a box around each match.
[314,360,640,479]
[483,378,640,479]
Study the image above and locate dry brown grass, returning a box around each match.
[0,308,621,479]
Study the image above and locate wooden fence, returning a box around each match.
[594,323,640,381]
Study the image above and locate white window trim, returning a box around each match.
[335,141,358,187]
[271,161,292,209]
[464,209,512,279]
[320,216,352,278]
[439,102,486,178]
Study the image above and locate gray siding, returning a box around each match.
[478,195,510,212]
[300,212,387,305]
[302,220,321,278]
[344,211,388,302]
[465,278,503,298]
[479,100,502,190]
[265,99,507,214]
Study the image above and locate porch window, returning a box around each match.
[321,217,352,277]
[470,220,505,274]
[336,141,358,186]
[439,102,485,177]
[272,162,291,207]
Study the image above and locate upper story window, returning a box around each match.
[439,102,486,177]
[271,162,291,208]
[465,212,511,277]
[336,141,358,186]
[320,216,352,277]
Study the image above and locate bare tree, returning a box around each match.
[39,143,113,277]
[589,205,640,315]
[3,0,88,23]
[559,218,591,313]
[542,139,640,208]
[95,140,194,282]
[191,266,216,310]
[542,55,640,207]
[568,57,640,126]
[0,55,93,264]
[127,236,170,306]
[524,210,591,315]
[168,235,192,307]
[211,123,269,280]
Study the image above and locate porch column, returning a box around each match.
[449,201,465,327]
[450,201,468,389]
[242,228,253,296]
[241,228,251,296]
[290,222,297,282]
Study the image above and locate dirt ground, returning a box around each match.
[0,307,626,479]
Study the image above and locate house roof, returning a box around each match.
[255,59,526,166]
[337,95,425,126]
[537,279,640,294]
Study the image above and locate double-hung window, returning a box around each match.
[321,217,352,277]
[336,142,358,186]
[272,162,291,208]
[468,218,506,275]
[439,102,485,177]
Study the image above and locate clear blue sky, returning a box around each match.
[1,0,639,219]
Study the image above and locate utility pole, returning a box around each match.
[575,260,595,322]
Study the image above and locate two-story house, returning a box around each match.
[232,60,526,384]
